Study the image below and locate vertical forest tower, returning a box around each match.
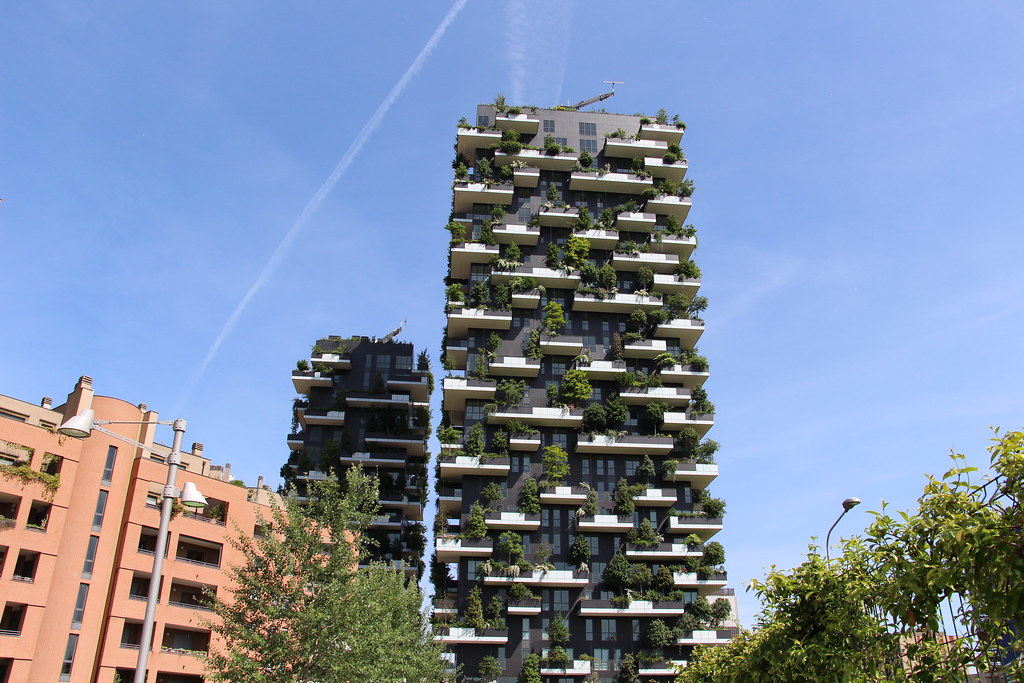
[433,102,735,681]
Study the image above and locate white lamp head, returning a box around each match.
[57,409,96,439]
[180,481,208,509]
[842,497,862,511]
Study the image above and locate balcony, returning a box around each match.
[456,127,501,156]
[513,166,540,188]
[336,451,408,469]
[572,228,618,250]
[660,364,709,388]
[661,411,714,437]
[364,432,426,457]
[442,378,497,412]
[650,233,697,258]
[299,409,345,428]
[378,494,424,519]
[613,251,679,274]
[291,371,332,394]
[388,373,431,402]
[576,434,673,456]
[286,433,304,451]
[507,599,542,615]
[484,511,541,531]
[541,660,593,677]
[663,462,718,488]
[625,542,701,560]
[538,335,585,356]
[576,514,634,532]
[537,206,580,228]
[434,626,508,644]
[623,338,668,359]
[510,434,542,451]
[604,136,668,159]
[540,485,589,505]
[620,386,690,406]
[578,599,688,617]
[491,266,581,289]
[653,273,700,298]
[639,661,689,677]
[616,211,657,231]
[345,392,413,409]
[646,194,692,221]
[673,570,729,594]
[488,406,583,428]
[368,513,403,530]
[434,537,493,562]
[489,356,541,377]
[495,113,540,134]
[633,487,679,507]
[311,352,351,370]
[446,307,513,338]
[494,148,578,172]
[483,569,591,588]
[572,291,663,314]
[676,628,738,646]
[666,515,723,540]
[436,486,462,512]
[445,339,469,370]
[438,455,511,479]
[653,318,705,347]
[645,156,688,182]
[576,360,627,380]
[492,222,540,245]
[449,243,499,279]
[510,290,541,309]
[639,123,685,144]
[569,171,653,195]
[452,182,514,213]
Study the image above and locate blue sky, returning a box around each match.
[4,1,1024,622]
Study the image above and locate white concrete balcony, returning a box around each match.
[541,660,593,677]
[483,569,591,588]
[572,291,663,313]
[615,211,657,231]
[539,485,590,505]
[639,661,688,677]
[650,233,697,258]
[639,123,685,144]
[620,386,690,406]
[653,318,705,347]
[452,182,514,213]
[666,515,723,540]
[661,411,714,437]
[378,495,423,519]
[659,364,709,388]
[310,352,351,370]
[495,113,540,134]
[632,487,679,507]
[336,451,408,469]
[446,308,513,338]
[291,371,332,394]
[673,570,729,593]
[653,273,701,298]
[438,455,511,479]
[456,128,501,156]
[613,251,680,274]
[434,538,493,562]
[625,541,700,560]
[576,514,634,532]
[298,409,345,428]
[485,511,541,530]
[507,599,542,616]
[492,222,540,245]
[538,335,585,356]
[538,206,581,228]
[444,339,469,370]
[286,433,304,451]
[645,157,688,182]
[364,433,425,457]
[442,377,497,411]
[509,434,542,451]
[676,629,737,646]
[604,136,668,159]
[513,166,540,188]
[488,406,583,428]
[576,360,628,380]
[572,228,618,250]
[623,338,668,359]
[345,393,412,408]
[436,487,463,512]
[570,170,653,195]
[663,462,718,488]
[449,243,499,279]
[578,599,688,617]
[646,194,692,221]
[388,373,431,402]
[510,290,541,309]
[490,356,541,377]
[576,434,674,456]
[494,148,578,171]
[433,626,508,644]
[491,266,581,289]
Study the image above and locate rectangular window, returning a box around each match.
[477,115,490,127]
[543,119,555,133]
[92,490,108,531]
[553,589,569,613]
[469,263,490,286]
[60,634,79,680]
[579,122,597,136]
[624,459,639,477]
[395,354,412,370]
[553,137,568,147]
[101,446,117,484]
[632,619,641,641]
[585,619,593,641]
[580,138,598,155]
[71,584,89,629]
[587,536,599,555]
[601,619,616,641]
[682,485,693,505]
[517,205,532,223]
[82,536,99,578]
[464,400,486,423]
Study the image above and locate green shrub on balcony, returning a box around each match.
[558,370,591,407]
[542,445,570,486]
[479,655,502,682]
[519,478,541,514]
[462,502,488,540]
[542,301,566,335]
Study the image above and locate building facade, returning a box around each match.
[0,376,279,683]
[433,103,736,681]
[283,335,432,577]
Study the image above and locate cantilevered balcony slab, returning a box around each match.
[492,222,540,246]
[632,487,679,507]
[336,451,408,469]
[572,228,619,250]
[578,599,688,617]
[510,290,541,309]
[616,211,657,231]
[541,660,593,677]
[639,123,685,145]
[364,432,425,457]
[378,495,423,519]
[345,392,413,409]
[495,113,540,134]
[489,356,541,377]
[291,371,332,394]
[442,377,497,411]
[576,434,673,456]
[666,516,723,540]
[538,206,581,228]
[485,511,541,531]
[434,538,493,562]
[488,406,583,428]
[570,171,653,195]
[645,157,688,182]
[540,485,589,505]
[449,243,499,279]
[299,409,345,428]
[388,373,431,402]
[663,462,718,488]
[438,455,511,479]
[436,487,463,512]
[456,128,501,156]
[646,194,692,221]
[639,661,688,677]
[494,149,578,172]
[650,234,697,259]
[653,273,700,298]
[653,318,705,347]
[659,364,709,388]
[452,182,514,213]
[620,386,691,406]
[507,599,543,616]
[512,167,540,188]
[661,411,714,436]
[310,352,352,370]
[509,434,541,451]
[576,514,634,532]
[613,251,680,274]
[604,137,669,159]
[673,570,728,594]
[572,291,663,313]
[676,628,737,646]
[538,335,585,356]
[577,360,627,380]
[286,433,304,451]
[491,266,581,289]
[446,308,513,338]
[433,626,507,644]
[625,541,700,560]
[444,339,469,370]
[483,569,591,588]
[623,338,668,359]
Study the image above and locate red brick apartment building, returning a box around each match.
[0,376,278,682]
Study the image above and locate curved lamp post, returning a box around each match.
[825,497,861,561]
[59,410,207,683]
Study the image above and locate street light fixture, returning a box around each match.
[825,497,861,561]
[58,410,205,683]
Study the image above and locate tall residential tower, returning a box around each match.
[433,103,735,681]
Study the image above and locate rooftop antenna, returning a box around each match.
[379,319,407,343]
[564,81,624,110]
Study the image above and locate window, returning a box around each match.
[543,119,555,133]
[13,550,39,582]
[585,619,593,641]
[517,205,532,223]
[101,446,117,484]
[395,354,412,370]
[71,584,89,629]
[92,490,108,531]
[464,400,486,423]
[553,137,568,147]
[0,603,26,635]
[579,122,597,136]
[624,459,639,477]
[552,589,568,613]
[632,619,640,641]
[600,619,616,641]
[477,115,490,127]
[470,263,491,286]
[26,501,50,531]
[0,410,27,423]
[59,634,79,680]
[580,138,598,155]
[82,536,99,578]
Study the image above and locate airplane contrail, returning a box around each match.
[174,0,470,412]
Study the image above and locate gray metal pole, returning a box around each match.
[825,508,848,561]
[133,419,186,683]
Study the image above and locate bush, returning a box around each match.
[563,234,590,269]
[545,242,561,270]
[703,541,725,566]
[465,586,486,630]
[542,445,570,485]
[646,618,674,648]
[582,402,607,433]
[519,477,541,514]
[463,501,488,540]
[508,581,537,601]
[542,301,566,334]
[569,535,590,567]
[578,149,593,168]
[559,369,591,406]
[479,655,502,682]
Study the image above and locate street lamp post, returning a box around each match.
[825,497,861,561]
[58,409,207,683]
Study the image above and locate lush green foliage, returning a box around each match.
[519,477,541,514]
[542,444,570,485]
[559,369,592,406]
[542,301,566,334]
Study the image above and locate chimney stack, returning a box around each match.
[40,397,52,409]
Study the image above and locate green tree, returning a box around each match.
[542,301,567,334]
[563,234,590,270]
[602,551,634,592]
[569,535,590,567]
[546,242,562,269]
[637,455,657,482]
[479,655,503,682]
[465,585,486,630]
[481,481,504,508]
[463,500,488,539]
[520,653,542,683]
[559,368,592,406]
[646,618,674,649]
[542,444,570,485]
[519,477,541,514]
